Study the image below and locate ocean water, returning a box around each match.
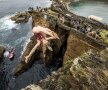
[69,0,108,24]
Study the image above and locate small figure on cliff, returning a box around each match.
[25,25,59,63]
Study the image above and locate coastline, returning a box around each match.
[11,0,108,89]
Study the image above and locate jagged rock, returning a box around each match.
[14,0,108,76]
[11,12,30,23]
[22,50,108,90]
[0,45,5,62]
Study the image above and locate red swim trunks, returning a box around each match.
[34,32,45,41]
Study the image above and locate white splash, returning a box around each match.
[0,15,17,31]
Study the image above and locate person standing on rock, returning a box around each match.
[25,25,59,63]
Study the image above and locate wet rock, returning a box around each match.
[11,12,30,23]
[0,45,5,62]
[22,50,108,90]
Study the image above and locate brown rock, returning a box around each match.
[63,32,100,64]
[0,45,5,62]
[22,50,108,90]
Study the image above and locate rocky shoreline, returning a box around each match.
[9,0,108,89]
[22,49,108,90]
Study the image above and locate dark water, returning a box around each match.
[69,0,108,24]
[0,0,53,90]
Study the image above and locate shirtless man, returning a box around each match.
[25,25,59,63]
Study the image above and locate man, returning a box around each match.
[25,25,59,63]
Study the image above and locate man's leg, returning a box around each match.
[25,40,41,63]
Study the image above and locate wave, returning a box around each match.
[0,15,17,32]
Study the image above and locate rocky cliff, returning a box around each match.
[22,50,108,90]
[10,0,108,89]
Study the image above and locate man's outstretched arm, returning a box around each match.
[43,28,59,39]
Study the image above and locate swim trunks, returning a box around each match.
[34,32,45,41]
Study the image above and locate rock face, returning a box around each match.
[63,33,96,63]
[14,0,108,76]
[11,12,30,23]
[0,46,5,62]
[22,50,108,90]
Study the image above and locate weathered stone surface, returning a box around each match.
[63,33,96,64]
[0,45,5,62]
[11,12,30,23]
[22,50,108,90]
[14,0,108,76]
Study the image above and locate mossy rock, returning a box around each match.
[100,30,108,45]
